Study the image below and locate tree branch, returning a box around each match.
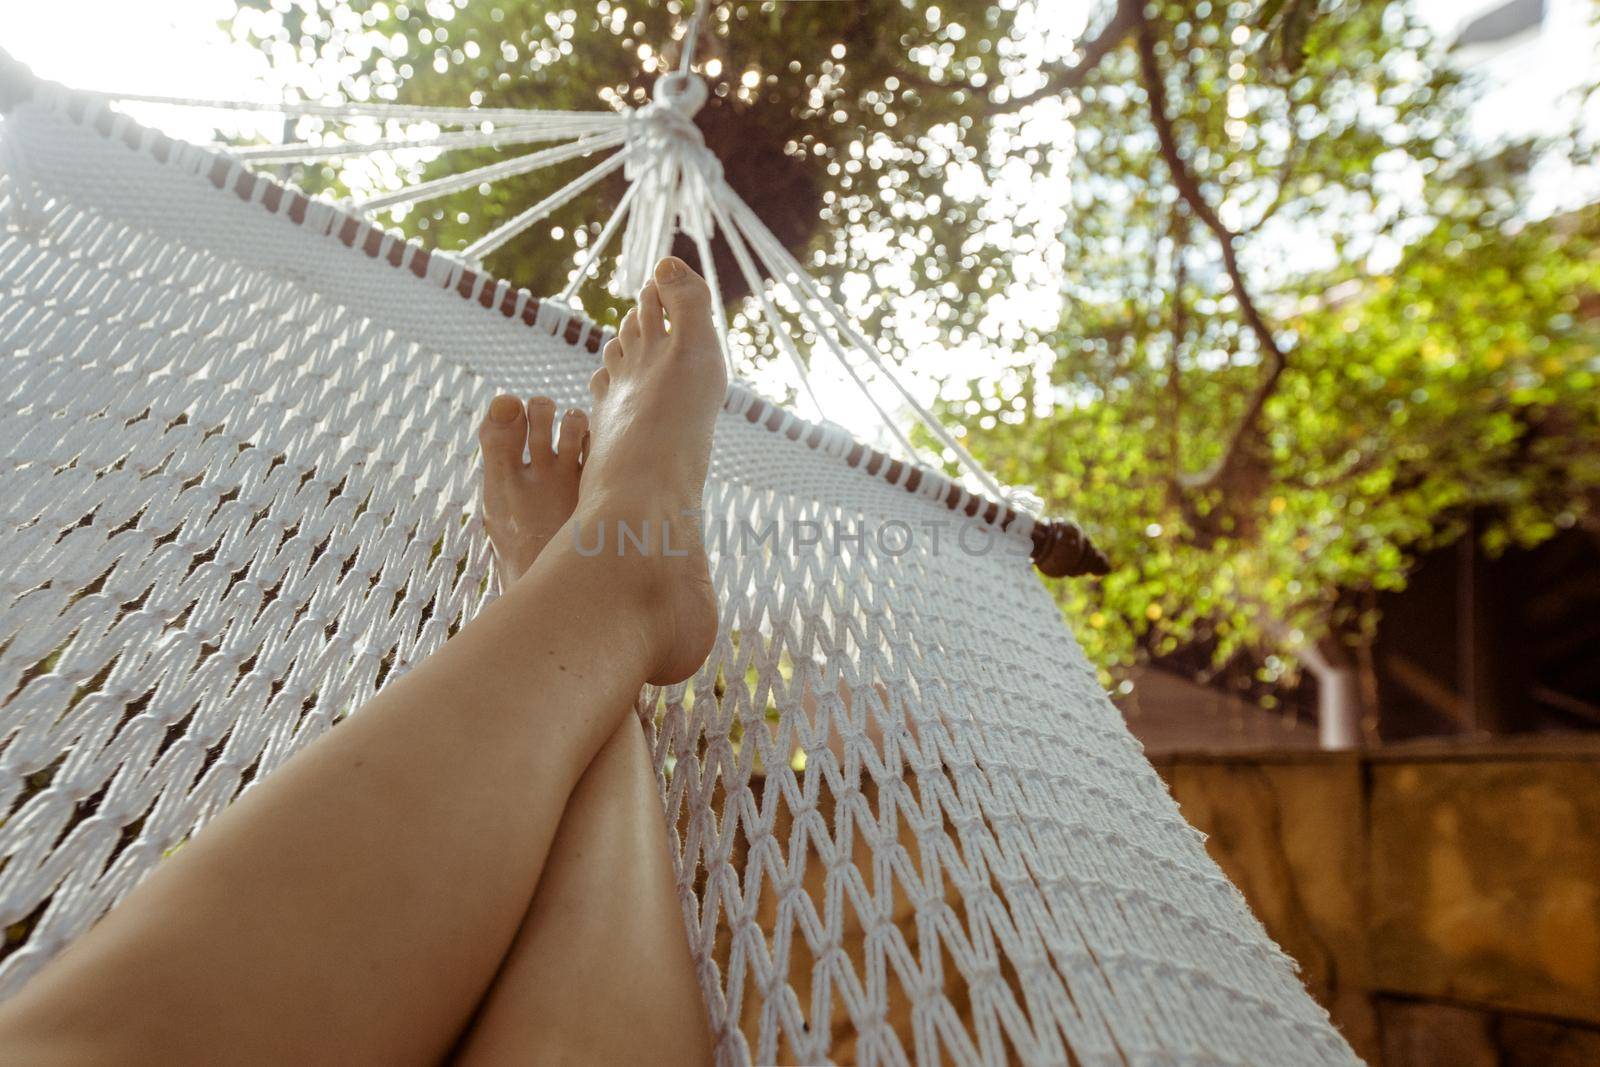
[1168,222,1189,480]
[984,0,1141,115]
[1134,7,1289,491]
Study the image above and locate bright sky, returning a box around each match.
[1413,0,1600,217]
[1,0,284,142]
[5,0,1596,467]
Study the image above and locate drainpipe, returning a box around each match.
[1302,638,1362,750]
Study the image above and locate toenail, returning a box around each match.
[656,257,685,282]
[489,396,521,423]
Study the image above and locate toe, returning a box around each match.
[589,366,610,400]
[652,256,713,338]
[619,307,642,353]
[479,394,528,474]
[603,337,624,374]
[556,408,588,469]
[525,395,557,468]
[638,282,665,340]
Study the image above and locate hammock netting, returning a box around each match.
[0,86,1357,1066]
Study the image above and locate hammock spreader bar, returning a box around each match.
[0,54,1109,578]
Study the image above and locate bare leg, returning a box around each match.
[465,363,891,1066]
[451,714,709,1065]
[449,381,711,1065]
[0,257,726,1066]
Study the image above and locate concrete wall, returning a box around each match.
[1151,739,1600,1065]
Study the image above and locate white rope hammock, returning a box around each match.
[0,39,1356,1067]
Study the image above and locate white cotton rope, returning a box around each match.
[721,189,1008,500]
[89,89,625,127]
[687,218,733,366]
[357,130,628,212]
[678,2,709,75]
[612,73,711,295]
[0,78,1361,1067]
[615,146,679,294]
[699,171,829,418]
[714,179,946,464]
[719,185,925,464]
[227,119,617,164]
[462,145,633,260]
[559,177,640,301]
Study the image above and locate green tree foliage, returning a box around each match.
[956,0,1600,695]
[226,0,1045,353]
[232,0,1600,702]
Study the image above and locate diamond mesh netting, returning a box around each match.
[0,98,1358,1065]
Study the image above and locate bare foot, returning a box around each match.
[476,257,724,686]
[478,394,588,586]
[579,256,726,685]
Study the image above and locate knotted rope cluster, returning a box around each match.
[615,73,718,296]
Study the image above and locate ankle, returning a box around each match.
[572,492,698,554]
[504,527,675,677]
[562,496,715,686]
[562,499,682,599]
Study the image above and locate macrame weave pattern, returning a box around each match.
[0,100,1359,1066]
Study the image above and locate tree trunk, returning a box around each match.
[1302,635,1364,750]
